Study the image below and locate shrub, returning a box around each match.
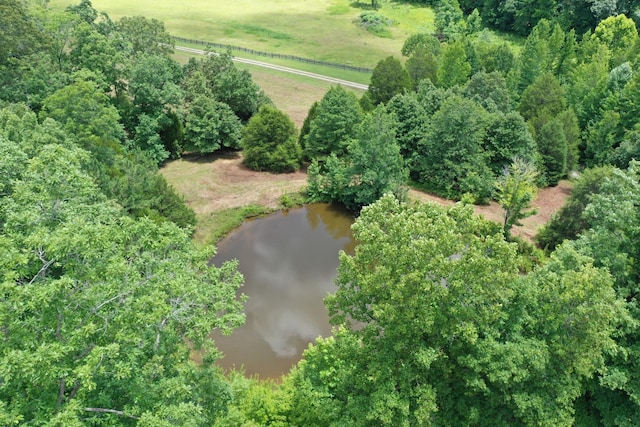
[241,105,302,173]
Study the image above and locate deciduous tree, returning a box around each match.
[495,158,538,236]
[289,194,623,426]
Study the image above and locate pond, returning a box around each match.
[211,203,355,378]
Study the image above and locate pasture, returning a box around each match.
[48,0,435,68]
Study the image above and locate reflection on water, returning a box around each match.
[211,203,355,378]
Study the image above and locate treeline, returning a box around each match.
[300,14,640,215]
[411,0,640,36]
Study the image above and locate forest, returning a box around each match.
[1,0,640,425]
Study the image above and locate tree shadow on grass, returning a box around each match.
[179,149,242,164]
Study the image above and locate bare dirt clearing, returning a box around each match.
[161,152,308,216]
[163,155,571,243]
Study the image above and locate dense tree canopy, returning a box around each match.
[288,194,623,426]
[307,108,407,210]
[0,119,245,424]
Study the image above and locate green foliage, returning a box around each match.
[128,54,185,161]
[184,95,242,153]
[214,372,290,426]
[517,20,572,93]
[298,100,319,156]
[241,105,301,173]
[115,15,175,57]
[386,92,429,172]
[0,135,245,424]
[537,119,568,185]
[570,162,640,424]
[96,151,197,229]
[307,108,407,210]
[436,40,471,89]
[189,51,271,124]
[405,47,438,88]
[358,11,393,37]
[537,166,614,250]
[518,73,567,122]
[484,111,537,175]
[367,56,412,105]
[495,158,539,236]
[463,71,513,113]
[415,95,493,202]
[304,86,363,161]
[592,14,639,66]
[289,194,624,426]
[0,0,48,66]
[401,33,441,57]
[434,0,465,40]
[40,75,125,152]
[585,109,621,167]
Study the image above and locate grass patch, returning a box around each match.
[279,191,308,209]
[227,23,294,41]
[195,205,270,246]
[48,0,426,68]
[173,39,372,84]
[328,0,351,15]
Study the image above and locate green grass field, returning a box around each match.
[48,0,434,68]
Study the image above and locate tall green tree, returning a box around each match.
[115,15,174,58]
[518,73,567,122]
[463,71,513,113]
[192,51,270,122]
[40,75,125,154]
[415,95,493,201]
[537,118,568,185]
[537,165,614,250]
[307,108,407,210]
[495,158,538,236]
[484,111,537,175]
[367,56,412,105]
[0,0,48,66]
[405,47,438,88]
[436,40,472,89]
[592,14,639,67]
[571,162,640,425]
[0,138,244,424]
[304,86,363,161]
[386,92,429,173]
[128,54,185,162]
[184,95,242,154]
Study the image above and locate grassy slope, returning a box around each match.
[48,0,434,68]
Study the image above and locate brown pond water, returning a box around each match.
[211,203,355,379]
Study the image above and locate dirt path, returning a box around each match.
[409,181,572,241]
[163,154,571,243]
[174,46,369,90]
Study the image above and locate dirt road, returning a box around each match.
[174,46,370,91]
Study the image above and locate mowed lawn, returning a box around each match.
[48,0,434,68]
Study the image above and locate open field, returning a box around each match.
[48,0,433,68]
